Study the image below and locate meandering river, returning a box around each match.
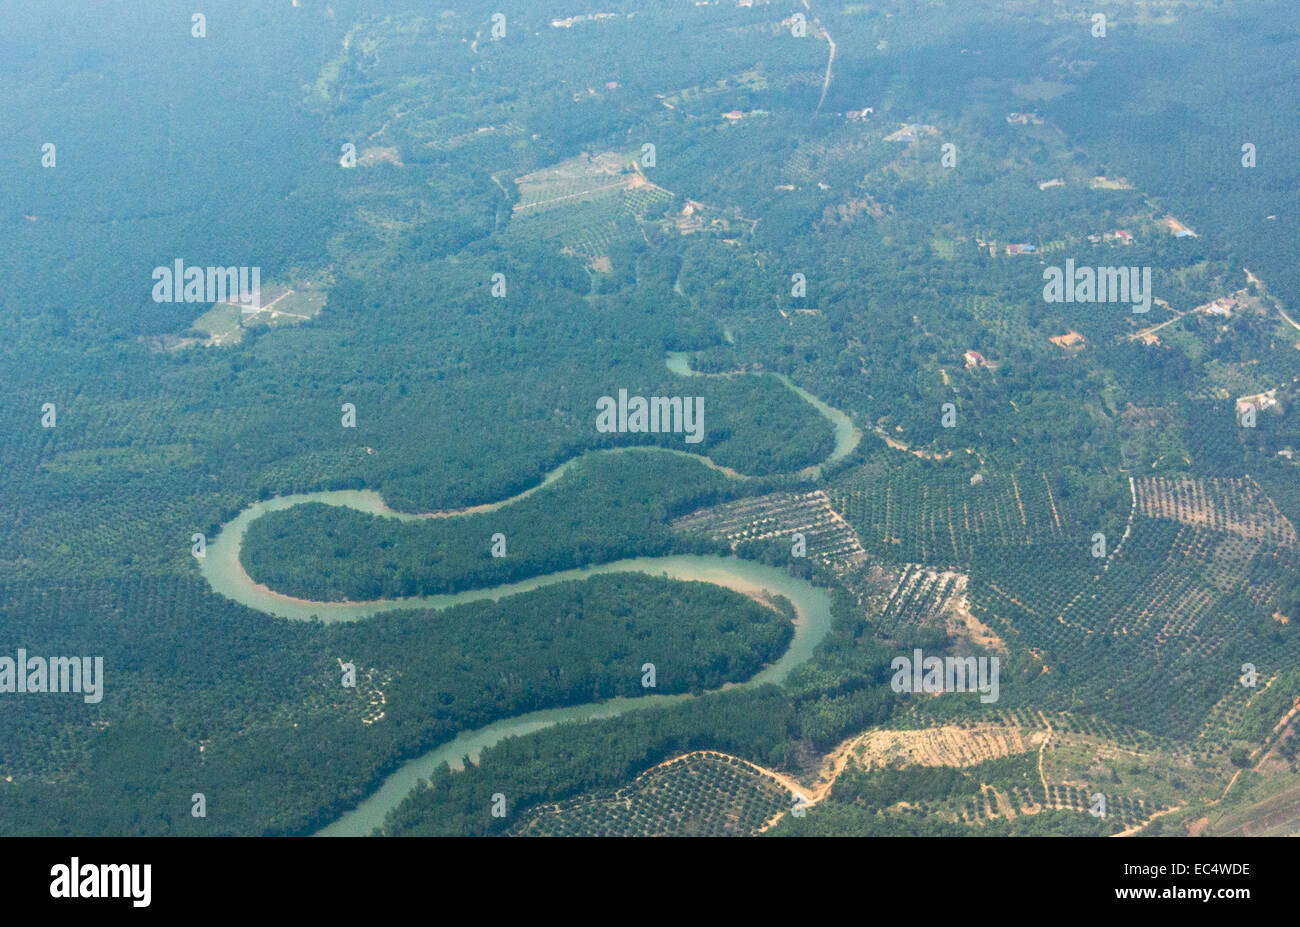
[197,353,859,835]
[666,351,861,477]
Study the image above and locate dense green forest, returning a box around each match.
[242,451,741,600]
[1,0,1296,837]
[0,572,792,835]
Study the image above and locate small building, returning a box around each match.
[1236,390,1278,415]
[964,350,987,368]
[884,123,935,143]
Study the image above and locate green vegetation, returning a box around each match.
[0,573,791,835]
[511,752,790,837]
[1,0,1296,837]
[241,451,737,601]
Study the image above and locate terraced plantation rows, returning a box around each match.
[510,752,792,837]
[507,151,678,263]
[829,463,1075,567]
[671,489,866,565]
[967,506,1300,736]
[1135,475,1298,546]
[875,565,968,637]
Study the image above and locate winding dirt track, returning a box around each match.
[802,0,836,112]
